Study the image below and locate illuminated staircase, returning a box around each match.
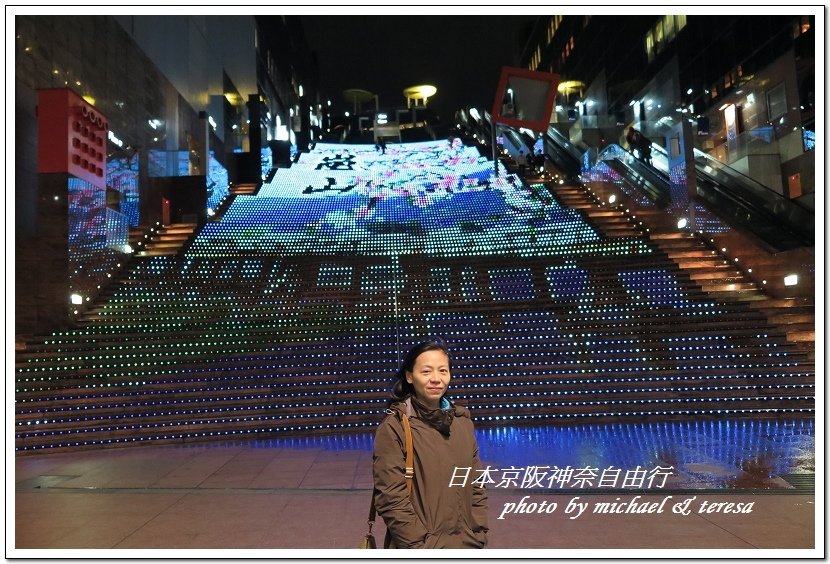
[136,223,198,257]
[547,181,815,354]
[14,141,814,452]
[230,183,257,195]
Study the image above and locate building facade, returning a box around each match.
[14,14,316,336]
[520,14,816,206]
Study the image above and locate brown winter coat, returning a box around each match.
[372,397,489,549]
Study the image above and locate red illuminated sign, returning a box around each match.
[37,88,108,189]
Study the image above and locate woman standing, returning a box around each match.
[373,340,489,549]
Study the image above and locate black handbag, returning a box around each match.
[359,409,413,548]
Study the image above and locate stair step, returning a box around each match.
[688,271,745,280]
[787,329,816,342]
[137,249,178,257]
[749,298,814,309]
[700,281,759,291]
[764,312,815,324]
[711,295,771,305]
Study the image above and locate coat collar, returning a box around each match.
[397,396,469,419]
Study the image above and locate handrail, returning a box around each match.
[690,146,813,213]
[648,144,812,245]
[650,144,813,240]
[644,116,811,215]
[597,144,671,207]
[547,125,584,162]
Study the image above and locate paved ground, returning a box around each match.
[11,441,820,558]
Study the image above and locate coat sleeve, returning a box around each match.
[470,432,489,534]
[373,416,428,548]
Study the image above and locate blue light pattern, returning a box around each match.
[107,155,140,226]
[207,151,230,211]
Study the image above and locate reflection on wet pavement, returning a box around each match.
[239,417,814,491]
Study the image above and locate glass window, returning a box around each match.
[802,128,815,152]
[767,82,787,120]
[645,31,654,62]
[663,15,675,39]
[654,20,665,50]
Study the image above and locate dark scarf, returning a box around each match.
[410,395,454,436]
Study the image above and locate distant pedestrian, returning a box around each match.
[626,127,651,164]
[516,150,528,177]
[638,134,652,164]
[533,148,545,173]
[626,127,641,152]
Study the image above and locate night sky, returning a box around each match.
[299,15,536,122]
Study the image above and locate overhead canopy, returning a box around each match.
[342,88,375,113]
[557,80,586,96]
[403,84,437,108]
[342,88,374,103]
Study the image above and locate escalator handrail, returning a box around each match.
[516,129,581,179]
[546,125,584,162]
[604,158,671,208]
[599,144,672,188]
[648,145,812,243]
[652,144,813,216]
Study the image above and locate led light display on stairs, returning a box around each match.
[189,141,602,258]
[14,139,814,452]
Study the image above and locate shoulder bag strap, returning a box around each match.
[367,496,376,524]
[400,412,414,496]
[367,409,415,524]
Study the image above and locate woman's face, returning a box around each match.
[406,349,451,409]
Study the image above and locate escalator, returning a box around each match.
[532,126,665,202]
[676,144,814,250]
[545,123,813,251]
[543,126,583,180]
[599,146,671,208]
[457,110,581,181]
[458,109,812,251]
